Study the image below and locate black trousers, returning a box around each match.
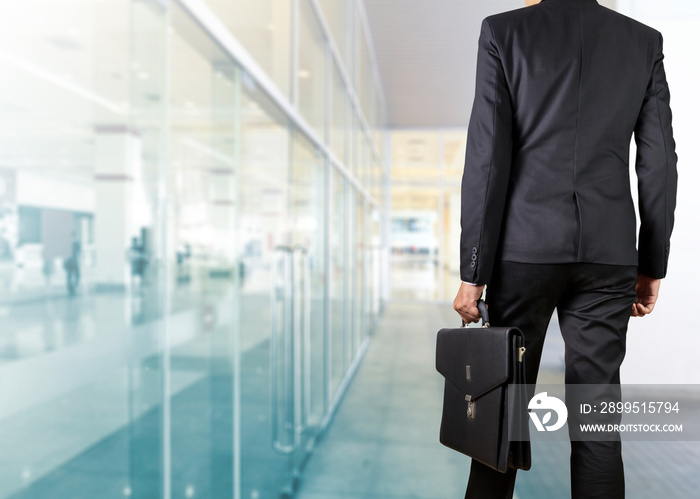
[464,262,637,499]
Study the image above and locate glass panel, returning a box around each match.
[350,110,359,177]
[368,141,374,196]
[318,0,347,67]
[369,208,382,326]
[353,192,364,352]
[345,1,355,89]
[357,200,368,341]
[204,0,291,98]
[331,61,346,164]
[345,188,356,363]
[371,85,383,151]
[124,5,169,497]
[329,169,346,398]
[238,82,326,498]
[363,136,371,191]
[289,128,326,466]
[167,6,238,497]
[352,3,361,103]
[358,134,366,189]
[358,22,374,129]
[374,112,385,164]
[0,0,167,497]
[298,0,327,140]
[372,158,384,207]
[238,83,292,498]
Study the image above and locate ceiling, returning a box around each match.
[363,0,523,128]
[363,0,617,128]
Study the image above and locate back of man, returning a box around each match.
[453,0,677,497]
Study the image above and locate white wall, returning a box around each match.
[16,171,94,214]
[616,1,700,384]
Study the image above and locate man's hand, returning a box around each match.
[454,282,486,324]
[631,273,661,317]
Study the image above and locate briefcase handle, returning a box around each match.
[461,299,491,328]
[477,299,491,327]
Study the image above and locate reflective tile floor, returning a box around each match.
[3,291,698,498]
[296,302,700,499]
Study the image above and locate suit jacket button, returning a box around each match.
[470,261,476,268]
[471,254,477,261]
[472,247,478,254]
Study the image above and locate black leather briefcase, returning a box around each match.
[436,301,531,473]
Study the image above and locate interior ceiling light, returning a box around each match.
[298,69,311,79]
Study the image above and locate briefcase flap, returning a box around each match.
[435,326,521,401]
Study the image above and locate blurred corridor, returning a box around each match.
[296,303,700,499]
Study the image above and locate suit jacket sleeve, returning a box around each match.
[460,18,513,285]
[634,32,678,279]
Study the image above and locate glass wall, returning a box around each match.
[0,1,168,497]
[298,0,327,138]
[318,0,349,68]
[203,0,292,99]
[0,0,386,498]
[331,62,347,164]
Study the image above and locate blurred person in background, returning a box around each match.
[64,237,81,296]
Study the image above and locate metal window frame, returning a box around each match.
[309,0,385,166]
[177,0,381,211]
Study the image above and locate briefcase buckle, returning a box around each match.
[518,346,526,363]
[465,395,475,419]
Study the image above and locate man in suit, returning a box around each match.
[452,0,677,497]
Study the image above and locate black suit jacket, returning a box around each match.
[460,0,678,285]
